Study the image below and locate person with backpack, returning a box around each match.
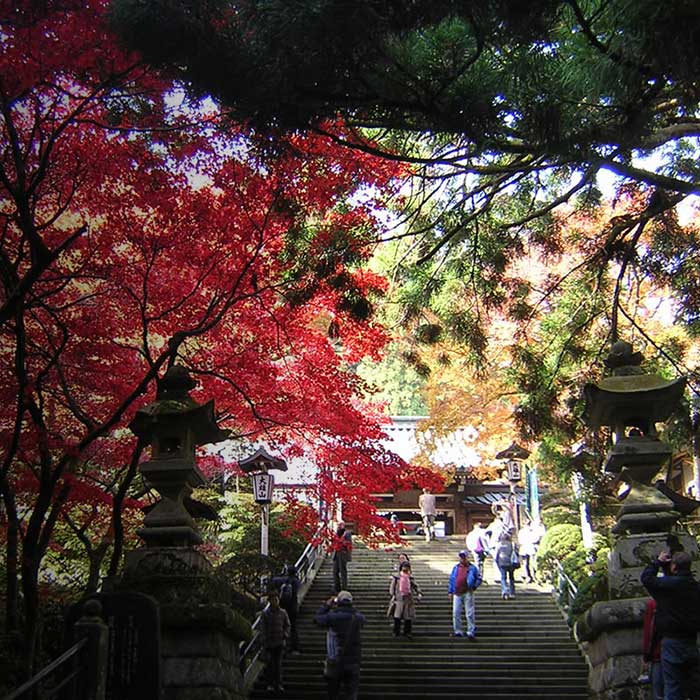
[332,521,353,592]
[641,549,700,700]
[271,564,302,654]
[314,590,365,700]
[495,529,520,600]
[448,550,482,640]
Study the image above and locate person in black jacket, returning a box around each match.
[641,549,700,700]
[314,590,365,700]
[270,564,302,654]
[259,593,290,694]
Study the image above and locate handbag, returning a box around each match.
[510,548,521,569]
[386,598,396,618]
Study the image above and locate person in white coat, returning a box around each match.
[465,522,488,576]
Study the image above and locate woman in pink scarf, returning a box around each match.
[388,561,423,639]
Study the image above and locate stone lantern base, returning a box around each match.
[576,532,700,700]
[114,546,252,700]
[576,597,648,700]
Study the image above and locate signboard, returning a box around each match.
[252,472,274,503]
[506,459,522,482]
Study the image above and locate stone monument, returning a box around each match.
[575,341,698,700]
[119,365,251,700]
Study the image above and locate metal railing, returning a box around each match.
[3,599,107,700]
[240,532,327,689]
[553,561,579,614]
[2,639,87,700]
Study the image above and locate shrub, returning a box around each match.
[540,506,579,529]
[567,571,608,626]
[535,523,582,581]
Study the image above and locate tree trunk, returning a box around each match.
[18,473,69,675]
[108,442,143,577]
[20,551,40,676]
[4,517,19,633]
[1,481,20,633]
[86,547,108,594]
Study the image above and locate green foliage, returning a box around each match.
[357,346,428,415]
[566,541,611,625]
[214,492,307,599]
[540,506,579,529]
[535,520,611,625]
[567,571,608,626]
[535,523,582,581]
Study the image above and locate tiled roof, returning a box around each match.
[462,490,525,505]
[380,416,481,468]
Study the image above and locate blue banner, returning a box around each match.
[526,467,540,521]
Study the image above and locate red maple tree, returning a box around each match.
[0,0,440,671]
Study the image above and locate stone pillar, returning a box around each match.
[122,548,251,700]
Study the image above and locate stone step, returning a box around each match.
[250,537,590,699]
[282,658,588,676]
[258,678,590,699]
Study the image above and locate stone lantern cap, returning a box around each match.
[568,448,597,469]
[495,442,531,461]
[129,365,229,447]
[583,373,686,432]
[583,340,686,433]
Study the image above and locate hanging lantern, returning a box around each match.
[506,459,522,482]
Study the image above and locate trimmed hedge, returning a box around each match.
[534,520,611,626]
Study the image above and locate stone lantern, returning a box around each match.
[121,366,251,700]
[576,341,697,700]
[583,340,686,536]
[129,365,229,547]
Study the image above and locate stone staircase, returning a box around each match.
[251,536,591,699]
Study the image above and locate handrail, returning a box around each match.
[240,529,327,689]
[2,638,87,700]
[554,560,578,613]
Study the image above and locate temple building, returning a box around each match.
[214,416,535,535]
[371,416,530,535]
